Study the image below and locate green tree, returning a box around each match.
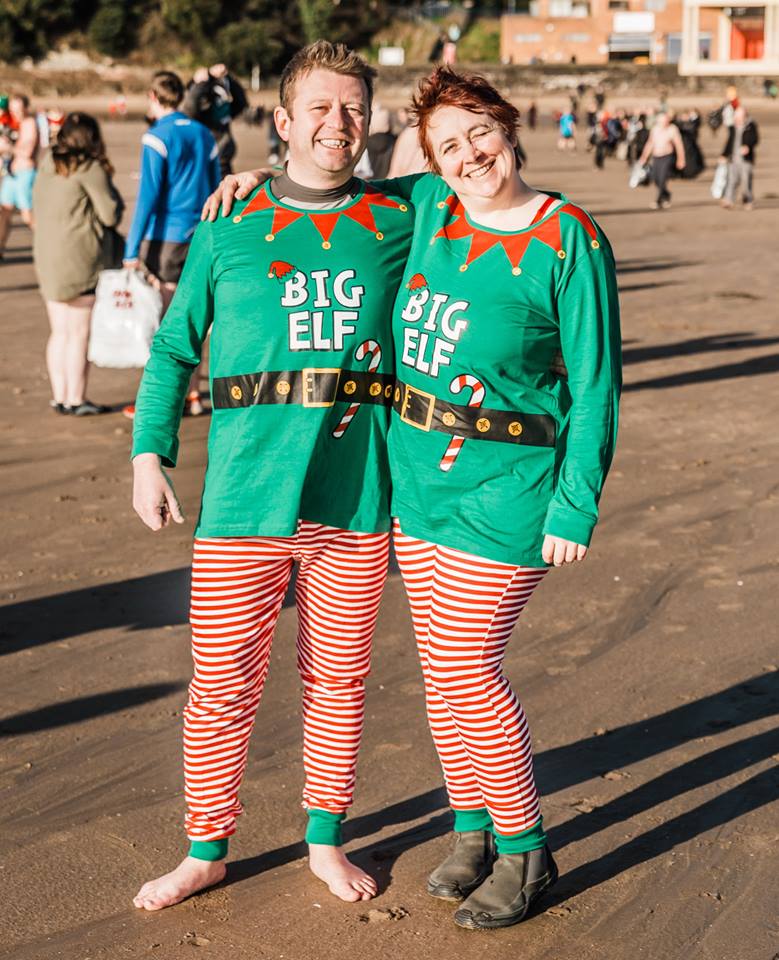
[210,19,284,75]
[161,0,222,46]
[88,0,131,56]
[297,0,334,44]
[0,0,81,61]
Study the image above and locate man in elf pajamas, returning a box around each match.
[131,41,414,910]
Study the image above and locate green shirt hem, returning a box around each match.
[393,508,549,569]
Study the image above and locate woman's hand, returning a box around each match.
[542,535,587,567]
[132,453,185,531]
[201,169,272,221]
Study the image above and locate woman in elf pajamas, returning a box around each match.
[207,65,621,931]
[387,68,621,930]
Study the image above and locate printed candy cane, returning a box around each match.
[332,339,382,439]
[439,374,485,472]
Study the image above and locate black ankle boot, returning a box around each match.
[427,830,496,901]
[454,844,558,929]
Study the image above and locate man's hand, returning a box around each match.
[542,535,587,567]
[123,258,141,271]
[132,453,185,531]
[201,169,272,221]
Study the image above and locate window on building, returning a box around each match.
[665,31,712,63]
[549,0,591,15]
[643,0,666,10]
[609,1,629,8]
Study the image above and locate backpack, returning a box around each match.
[707,107,723,131]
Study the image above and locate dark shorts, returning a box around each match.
[139,239,190,285]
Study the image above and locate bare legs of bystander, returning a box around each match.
[45,295,95,408]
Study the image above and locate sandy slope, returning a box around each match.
[1,106,778,960]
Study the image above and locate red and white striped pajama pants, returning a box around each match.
[183,522,389,842]
[393,521,547,836]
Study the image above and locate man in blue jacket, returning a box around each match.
[123,71,220,417]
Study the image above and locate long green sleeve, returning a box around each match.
[132,222,214,467]
[543,246,622,546]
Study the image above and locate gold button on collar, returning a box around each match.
[508,421,523,437]
[369,382,382,397]
[399,203,408,212]
[232,215,242,224]
[512,266,522,276]
[344,380,357,395]
[459,263,468,272]
[376,231,384,241]
[230,385,242,401]
[557,249,567,260]
[591,239,600,249]
[265,233,274,242]
[442,411,456,427]
[276,380,291,396]
[322,240,331,250]
[476,417,491,433]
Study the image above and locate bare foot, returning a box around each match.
[133,856,226,911]
[308,844,378,902]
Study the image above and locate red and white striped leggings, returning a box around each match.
[393,522,547,836]
[183,523,389,842]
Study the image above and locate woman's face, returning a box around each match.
[427,104,518,204]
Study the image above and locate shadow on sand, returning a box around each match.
[226,670,778,897]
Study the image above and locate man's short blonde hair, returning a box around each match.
[279,41,377,114]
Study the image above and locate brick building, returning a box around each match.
[500,0,720,65]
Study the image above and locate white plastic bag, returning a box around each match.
[710,160,728,200]
[629,162,650,189]
[88,268,163,368]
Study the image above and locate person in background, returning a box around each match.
[676,108,705,180]
[0,92,39,260]
[267,108,284,165]
[32,112,124,415]
[638,111,685,210]
[366,104,396,179]
[591,108,610,169]
[557,108,576,151]
[721,105,758,210]
[388,109,427,177]
[122,70,220,419]
[527,101,537,131]
[184,63,247,177]
[722,84,739,127]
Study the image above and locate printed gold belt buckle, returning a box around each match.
[302,367,341,408]
[400,383,436,431]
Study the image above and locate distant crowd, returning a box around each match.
[0,69,763,418]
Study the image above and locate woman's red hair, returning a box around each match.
[410,67,522,173]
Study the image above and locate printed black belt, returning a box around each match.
[392,380,556,447]
[213,367,395,409]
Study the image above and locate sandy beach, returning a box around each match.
[1,99,778,960]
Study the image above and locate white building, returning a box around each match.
[679,0,779,74]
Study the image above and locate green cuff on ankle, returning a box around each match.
[453,807,494,833]
[493,818,547,854]
[189,838,229,861]
[305,808,345,846]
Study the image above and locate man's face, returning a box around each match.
[274,68,369,183]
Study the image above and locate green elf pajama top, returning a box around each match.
[132,181,414,536]
[385,175,622,567]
